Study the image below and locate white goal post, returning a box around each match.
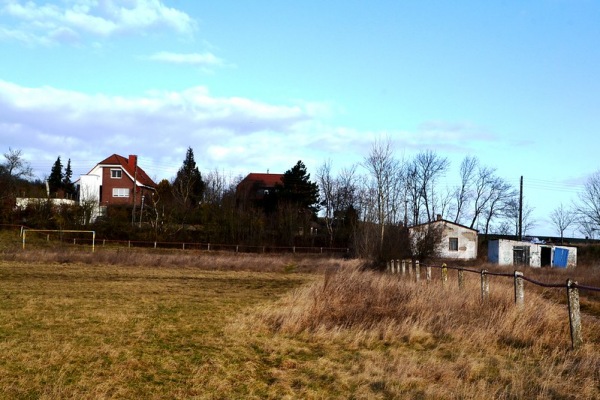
[22,229,96,252]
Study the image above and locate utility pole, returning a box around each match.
[518,175,523,240]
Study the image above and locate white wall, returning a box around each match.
[488,239,577,268]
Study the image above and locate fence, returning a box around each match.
[386,259,600,350]
[14,226,349,256]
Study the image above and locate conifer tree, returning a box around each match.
[62,158,75,197]
[48,156,63,195]
[280,160,320,216]
[172,147,205,209]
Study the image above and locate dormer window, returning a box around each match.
[111,169,122,178]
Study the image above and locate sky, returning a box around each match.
[1,0,599,236]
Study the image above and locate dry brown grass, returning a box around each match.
[1,235,599,398]
[244,266,600,399]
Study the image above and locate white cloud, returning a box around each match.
[0,0,196,45]
[0,80,335,179]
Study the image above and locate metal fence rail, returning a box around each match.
[386,259,600,350]
[15,226,350,256]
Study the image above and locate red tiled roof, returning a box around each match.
[242,173,284,187]
[97,154,156,188]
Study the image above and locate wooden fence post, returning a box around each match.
[514,271,524,307]
[415,260,420,282]
[458,269,464,290]
[567,279,583,350]
[441,263,448,287]
[481,270,489,302]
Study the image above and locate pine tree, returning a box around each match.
[48,156,63,195]
[62,158,75,197]
[172,147,204,208]
[281,160,320,216]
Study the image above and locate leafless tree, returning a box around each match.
[481,177,517,236]
[317,159,336,246]
[574,170,600,233]
[361,137,405,251]
[501,198,536,237]
[468,165,497,229]
[550,203,576,243]
[0,148,33,201]
[410,150,450,223]
[453,156,478,224]
[203,168,231,205]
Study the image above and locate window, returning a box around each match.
[112,188,129,198]
[111,169,122,178]
[449,237,458,251]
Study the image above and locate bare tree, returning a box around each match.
[574,170,600,233]
[468,165,496,229]
[361,137,404,252]
[550,203,575,244]
[0,148,33,201]
[317,159,336,246]
[453,156,478,224]
[411,150,450,223]
[481,176,517,236]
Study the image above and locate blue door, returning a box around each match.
[552,248,569,268]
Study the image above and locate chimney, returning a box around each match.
[436,214,442,221]
[128,155,137,167]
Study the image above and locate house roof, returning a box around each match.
[95,154,156,188]
[409,218,478,233]
[240,173,284,187]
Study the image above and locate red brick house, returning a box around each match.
[236,172,283,202]
[79,154,156,212]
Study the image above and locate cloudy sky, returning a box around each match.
[1,0,599,235]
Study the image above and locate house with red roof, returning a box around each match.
[236,172,283,202]
[78,154,156,217]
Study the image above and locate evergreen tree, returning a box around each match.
[280,160,320,216]
[172,147,205,209]
[62,158,75,197]
[48,156,63,195]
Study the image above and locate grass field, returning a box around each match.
[0,240,599,398]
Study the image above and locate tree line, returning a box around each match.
[1,141,599,260]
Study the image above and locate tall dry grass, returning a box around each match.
[242,265,600,399]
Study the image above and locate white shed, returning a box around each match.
[409,217,478,260]
[488,239,577,268]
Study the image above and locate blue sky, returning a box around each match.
[1,0,599,236]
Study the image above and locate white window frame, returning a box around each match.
[111,169,122,179]
[112,188,130,198]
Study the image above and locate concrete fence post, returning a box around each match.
[514,271,525,307]
[395,260,400,274]
[415,260,420,282]
[481,270,489,302]
[441,263,448,287]
[567,279,583,350]
[401,260,407,276]
[154,242,157,249]
[426,265,432,282]
[458,269,464,290]
[408,260,413,277]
